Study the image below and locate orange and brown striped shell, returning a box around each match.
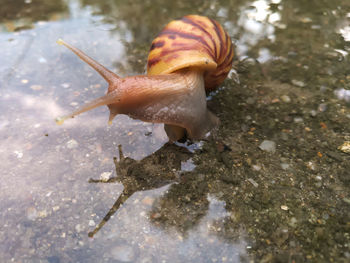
[147,15,234,91]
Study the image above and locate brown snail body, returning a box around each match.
[57,15,234,141]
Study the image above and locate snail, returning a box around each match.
[56,15,234,141]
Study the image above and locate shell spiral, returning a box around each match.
[147,15,234,91]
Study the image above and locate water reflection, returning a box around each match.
[88,143,191,237]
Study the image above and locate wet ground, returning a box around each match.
[1,0,350,262]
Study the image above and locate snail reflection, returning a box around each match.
[87,142,192,237]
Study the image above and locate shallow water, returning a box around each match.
[1,0,350,262]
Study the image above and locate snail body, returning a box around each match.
[57,15,234,141]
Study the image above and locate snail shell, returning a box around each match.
[147,15,234,91]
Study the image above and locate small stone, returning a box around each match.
[310,110,317,117]
[66,139,78,149]
[334,88,350,102]
[110,245,136,262]
[88,220,96,226]
[281,205,289,211]
[291,79,305,87]
[306,161,316,171]
[21,79,29,84]
[318,103,327,112]
[280,95,291,103]
[52,206,60,212]
[281,163,289,170]
[252,165,261,171]
[338,141,350,153]
[294,117,303,123]
[100,171,112,181]
[259,140,276,153]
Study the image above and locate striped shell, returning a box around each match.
[147,15,234,91]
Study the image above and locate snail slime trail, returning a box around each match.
[56,15,234,141]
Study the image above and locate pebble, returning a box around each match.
[291,79,305,87]
[281,205,289,211]
[259,140,276,153]
[281,163,290,170]
[338,141,350,153]
[310,110,317,117]
[100,171,112,181]
[252,165,261,171]
[89,220,96,226]
[318,103,327,112]
[334,88,350,102]
[110,245,136,262]
[294,117,304,123]
[66,139,78,149]
[280,95,291,103]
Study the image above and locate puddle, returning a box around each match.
[1,0,350,262]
